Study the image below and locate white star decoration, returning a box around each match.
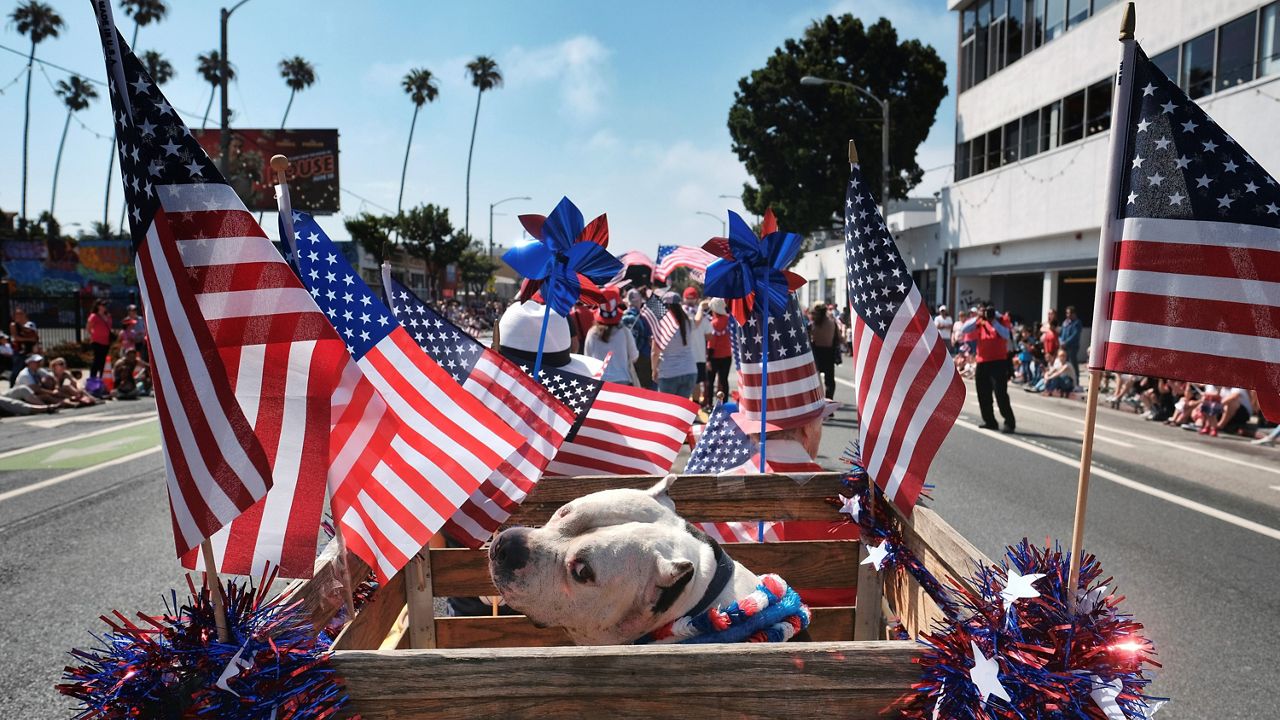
[1000,569,1045,605]
[1089,676,1126,720]
[861,541,889,571]
[968,641,1011,704]
[838,494,860,522]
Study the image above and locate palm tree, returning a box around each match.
[398,68,439,215]
[278,56,317,128]
[105,1,168,225]
[463,56,503,236]
[9,0,64,234]
[196,51,233,128]
[50,76,98,217]
[141,50,175,85]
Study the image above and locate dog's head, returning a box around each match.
[488,475,717,645]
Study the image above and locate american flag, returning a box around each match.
[92,9,346,572]
[619,250,655,269]
[654,244,716,282]
[382,275,577,547]
[640,293,679,350]
[846,160,965,516]
[736,296,828,428]
[290,212,524,581]
[1092,43,1280,414]
[685,402,754,474]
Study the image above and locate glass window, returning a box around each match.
[1045,0,1067,41]
[963,7,977,38]
[1093,0,1118,12]
[970,135,986,177]
[1062,89,1085,144]
[976,1,990,83]
[1152,47,1179,81]
[1041,99,1061,151]
[1020,109,1040,158]
[956,141,971,181]
[986,128,1003,170]
[992,16,1006,73]
[1217,12,1257,91]
[1002,120,1020,164]
[1007,0,1024,64]
[1085,78,1113,136]
[1067,0,1089,30]
[1030,0,1045,51]
[1263,3,1280,78]
[1180,30,1216,99]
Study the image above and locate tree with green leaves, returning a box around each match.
[196,50,233,128]
[10,0,64,234]
[458,244,498,295]
[397,203,454,298]
[463,55,503,236]
[50,76,98,217]
[727,14,947,234]
[398,68,439,215]
[278,55,317,128]
[346,212,398,267]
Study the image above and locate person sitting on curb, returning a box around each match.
[1042,349,1077,398]
[4,354,60,413]
[113,349,150,400]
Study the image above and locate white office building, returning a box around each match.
[941,0,1280,327]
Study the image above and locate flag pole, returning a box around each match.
[201,539,231,643]
[273,153,357,620]
[1068,2,1137,613]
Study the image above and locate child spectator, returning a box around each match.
[1042,349,1077,397]
[1199,386,1223,436]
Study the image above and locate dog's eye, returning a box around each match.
[569,558,594,584]
[556,505,573,519]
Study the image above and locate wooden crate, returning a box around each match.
[283,472,990,719]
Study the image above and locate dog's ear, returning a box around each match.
[646,474,678,512]
[649,555,696,615]
[655,556,694,586]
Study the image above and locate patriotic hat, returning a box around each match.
[730,295,838,433]
[498,300,600,378]
[595,288,623,326]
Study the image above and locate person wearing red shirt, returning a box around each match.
[1041,322,1059,359]
[85,300,113,380]
[959,304,1016,433]
[704,298,733,404]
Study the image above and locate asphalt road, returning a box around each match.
[2,375,1278,718]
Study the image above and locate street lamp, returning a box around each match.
[490,196,532,258]
[695,210,726,237]
[219,0,256,177]
[718,193,758,225]
[800,75,890,213]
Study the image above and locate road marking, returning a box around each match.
[1008,400,1280,478]
[0,447,163,504]
[1075,430,1135,449]
[22,410,158,429]
[44,436,148,464]
[0,416,157,462]
[956,419,1280,542]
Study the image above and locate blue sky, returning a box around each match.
[0,0,956,255]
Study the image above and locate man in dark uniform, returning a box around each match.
[959,304,1016,433]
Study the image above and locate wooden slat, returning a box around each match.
[331,641,921,719]
[405,550,436,649]
[509,473,850,525]
[853,543,884,640]
[277,538,372,633]
[428,540,859,597]
[432,606,856,649]
[331,568,406,651]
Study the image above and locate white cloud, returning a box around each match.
[505,35,611,121]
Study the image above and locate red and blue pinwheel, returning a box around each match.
[503,197,622,317]
[702,209,805,326]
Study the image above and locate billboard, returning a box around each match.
[192,129,340,213]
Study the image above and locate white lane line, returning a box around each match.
[22,410,158,429]
[1075,429,1135,448]
[0,416,157,462]
[0,447,162,504]
[1008,400,1280,478]
[956,419,1280,541]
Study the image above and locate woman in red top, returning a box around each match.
[1040,322,1059,359]
[85,300,113,379]
[704,298,733,405]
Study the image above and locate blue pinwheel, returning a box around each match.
[702,209,805,326]
[502,197,623,375]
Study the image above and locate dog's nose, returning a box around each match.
[490,527,531,572]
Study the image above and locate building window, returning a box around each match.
[1020,109,1040,158]
[1085,78,1112,136]
[1007,0,1024,64]
[961,7,977,91]
[956,141,971,181]
[971,135,987,177]
[986,128,1003,170]
[1030,0,1045,51]
[1041,99,1061,152]
[1061,89,1085,144]
[991,1,1007,75]
[1217,11,1257,91]
[1045,0,1066,41]
[976,0,991,84]
[1180,30,1216,99]
[1067,0,1089,31]
[1262,3,1280,78]
[1003,119,1020,164]
[1093,0,1118,12]
[1152,47,1179,81]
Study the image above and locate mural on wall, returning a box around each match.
[2,237,135,294]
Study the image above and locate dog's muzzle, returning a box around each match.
[489,526,532,579]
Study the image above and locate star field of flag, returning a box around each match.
[291,212,392,359]
[1121,47,1280,226]
[735,297,812,364]
[384,285,488,385]
[845,173,913,338]
[684,402,752,474]
[656,245,678,263]
[531,365,602,439]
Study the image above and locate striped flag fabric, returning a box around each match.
[735,295,829,429]
[382,275,576,547]
[846,160,965,516]
[619,250,655,269]
[92,8,347,573]
[683,402,780,542]
[1091,42,1280,415]
[654,244,716,282]
[289,212,525,581]
[640,293,679,350]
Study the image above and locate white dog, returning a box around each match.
[489,475,798,645]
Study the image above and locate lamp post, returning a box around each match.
[219,0,255,177]
[800,75,890,213]
[718,193,759,225]
[490,195,532,258]
[695,210,726,237]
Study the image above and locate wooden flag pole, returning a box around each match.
[201,539,231,643]
[1067,2,1137,614]
[273,153,357,621]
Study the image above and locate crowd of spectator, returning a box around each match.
[441,300,505,337]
